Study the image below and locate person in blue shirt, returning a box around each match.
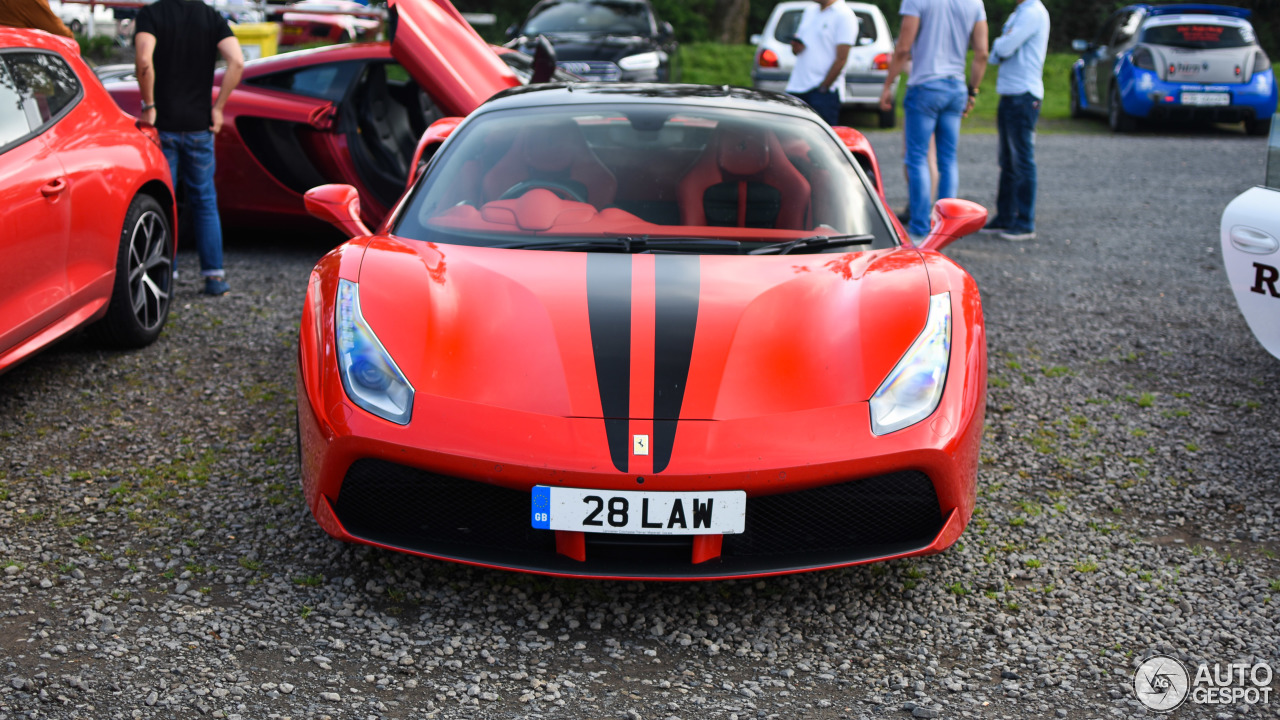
[981,0,1050,242]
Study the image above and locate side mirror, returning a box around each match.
[659,21,674,40]
[407,116,463,189]
[1071,39,1091,53]
[304,184,371,239]
[749,33,761,46]
[916,198,987,251]
[530,34,558,84]
[505,23,519,40]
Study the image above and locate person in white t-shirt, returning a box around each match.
[783,0,857,125]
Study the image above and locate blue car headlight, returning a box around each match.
[335,279,414,424]
[869,293,952,435]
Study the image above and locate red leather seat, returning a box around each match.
[480,121,617,209]
[678,124,810,230]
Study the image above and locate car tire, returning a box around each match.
[1108,86,1136,133]
[878,106,896,129]
[68,19,83,35]
[1069,74,1085,119]
[1245,116,1272,137]
[90,193,173,349]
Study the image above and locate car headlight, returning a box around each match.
[869,292,951,435]
[335,279,414,425]
[618,51,661,71]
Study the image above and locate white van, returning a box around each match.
[751,1,898,127]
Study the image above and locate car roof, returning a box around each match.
[0,26,80,54]
[770,1,885,16]
[479,82,815,118]
[1126,4,1251,20]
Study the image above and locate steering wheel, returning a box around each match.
[498,179,587,203]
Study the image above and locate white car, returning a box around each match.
[48,0,115,36]
[750,1,898,127]
[1221,113,1280,359]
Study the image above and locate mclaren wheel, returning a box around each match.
[1108,86,1137,133]
[90,193,173,348]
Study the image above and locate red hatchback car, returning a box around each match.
[0,28,175,375]
[103,0,520,229]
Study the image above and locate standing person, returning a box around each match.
[134,0,244,296]
[981,0,1049,241]
[879,0,988,241]
[0,0,73,37]
[784,0,858,125]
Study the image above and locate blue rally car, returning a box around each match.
[1070,4,1277,134]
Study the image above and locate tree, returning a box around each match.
[712,0,751,44]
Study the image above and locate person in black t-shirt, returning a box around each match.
[135,0,244,296]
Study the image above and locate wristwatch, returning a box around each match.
[141,102,156,112]
[967,87,979,98]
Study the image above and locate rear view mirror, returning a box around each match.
[408,117,463,189]
[917,199,987,252]
[749,34,761,46]
[305,184,371,239]
[531,34,558,84]
[1071,39,1091,52]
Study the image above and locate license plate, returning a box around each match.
[1182,92,1230,106]
[531,486,746,535]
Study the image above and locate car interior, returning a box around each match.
[410,111,890,246]
[238,60,440,209]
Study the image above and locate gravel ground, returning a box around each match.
[0,132,1277,720]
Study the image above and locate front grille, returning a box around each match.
[557,60,622,81]
[725,471,941,557]
[334,459,556,559]
[331,460,946,578]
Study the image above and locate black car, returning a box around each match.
[506,0,677,83]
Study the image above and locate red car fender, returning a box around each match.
[919,249,987,524]
[298,238,373,509]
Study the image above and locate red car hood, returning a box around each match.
[356,238,932,426]
[390,0,520,116]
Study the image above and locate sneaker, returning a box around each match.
[203,277,230,296]
[999,230,1036,242]
[979,221,1009,234]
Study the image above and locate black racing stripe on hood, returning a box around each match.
[652,255,700,474]
[587,253,631,473]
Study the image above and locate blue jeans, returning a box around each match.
[903,78,967,237]
[160,130,224,277]
[793,88,841,125]
[994,93,1041,233]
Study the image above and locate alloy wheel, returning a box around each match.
[126,209,171,333]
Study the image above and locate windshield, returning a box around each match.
[1140,22,1255,49]
[523,0,653,36]
[393,103,895,254]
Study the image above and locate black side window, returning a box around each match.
[6,52,80,128]
[774,9,802,43]
[248,61,361,102]
[855,12,877,44]
[0,51,81,152]
[1112,11,1141,47]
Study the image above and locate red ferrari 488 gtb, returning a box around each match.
[0,28,175,375]
[296,84,989,579]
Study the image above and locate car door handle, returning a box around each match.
[40,178,68,198]
[1229,226,1279,255]
[308,103,336,131]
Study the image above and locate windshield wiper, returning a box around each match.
[496,236,743,253]
[747,233,875,256]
